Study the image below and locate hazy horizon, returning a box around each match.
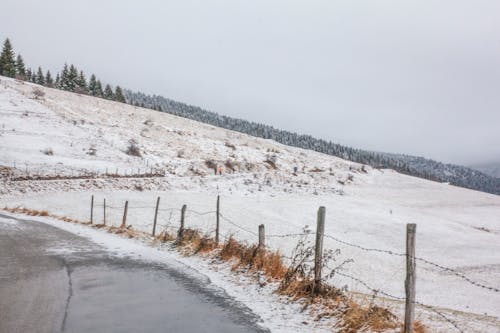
[1,0,499,166]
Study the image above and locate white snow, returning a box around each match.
[1,76,499,332]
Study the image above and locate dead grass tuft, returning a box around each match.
[339,299,398,333]
[219,237,286,279]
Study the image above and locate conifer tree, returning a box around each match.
[76,70,87,93]
[104,84,114,100]
[95,80,103,97]
[88,74,98,96]
[15,54,26,79]
[60,64,69,90]
[67,64,78,91]
[114,86,126,103]
[36,67,45,85]
[45,70,53,87]
[0,38,16,77]
[55,73,60,88]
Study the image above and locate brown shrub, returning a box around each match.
[205,159,217,169]
[126,139,142,157]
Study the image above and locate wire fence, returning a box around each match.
[86,194,499,333]
[3,163,168,181]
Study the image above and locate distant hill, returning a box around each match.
[124,90,500,196]
[469,162,500,179]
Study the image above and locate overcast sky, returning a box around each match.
[1,0,499,165]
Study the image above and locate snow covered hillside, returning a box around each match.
[1,76,499,332]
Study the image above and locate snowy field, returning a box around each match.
[1,76,499,332]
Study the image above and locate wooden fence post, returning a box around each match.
[121,201,128,228]
[178,204,187,239]
[216,195,220,245]
[103,198,106,225]
[152,196,160,236]
[404,223,417,333]
[90,195,94,224]
[258,224,265,248]
[314,206,326,294]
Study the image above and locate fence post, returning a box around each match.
[152,196,160,236]
[90,195,94,224]
[404,223,417,333]
[178,204,187,240]
[216,195,220,245]
[121,201,128,228]
[314,206,326,295]
[258,224,265,248]
[103,198,106,225]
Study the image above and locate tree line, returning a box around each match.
[0,38,125,102]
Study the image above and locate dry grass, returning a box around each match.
[219,237,287,279]
[339,299,398,333]
[4,207,50,216]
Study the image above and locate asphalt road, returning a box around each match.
[0,213,269,333]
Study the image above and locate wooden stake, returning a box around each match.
[258,224,265,248]
[178,204,187,239]
[314,206,326,294]
[152,196,160,236]
[404,223,417,333]
[216,195,220,245]
[103,198,106,225]
[90,195,94,224]
[121,201,128,228]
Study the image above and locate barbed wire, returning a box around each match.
[415,257,500,293]
[91,199,500,294]
[320,233,499,294]
[267,231,314,238]
[323,234,406,257]
[186,209,216,216]
[219,213,258,236]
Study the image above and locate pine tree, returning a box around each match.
[67,64,78,91]
[15,54,26,79]
[0,38,16,77]
[104,84,114,100]
[95,80,103,97]
[60,64,69,90]
[88,74,98,96]
[55,73,60,88]
[114,86,126,103]
[36,67,45,85]
[45,70,53,87]
[75,70,87,93]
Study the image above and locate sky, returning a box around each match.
[1,0,499,165]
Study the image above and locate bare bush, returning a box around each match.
[224,142,236,150]
[205,159,217,169]
[126,139,142,157]
[32,87,45,99]
[264,154,278,169]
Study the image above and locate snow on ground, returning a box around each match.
[1,76,500,332]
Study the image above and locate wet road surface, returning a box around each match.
[0,213,269,333]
